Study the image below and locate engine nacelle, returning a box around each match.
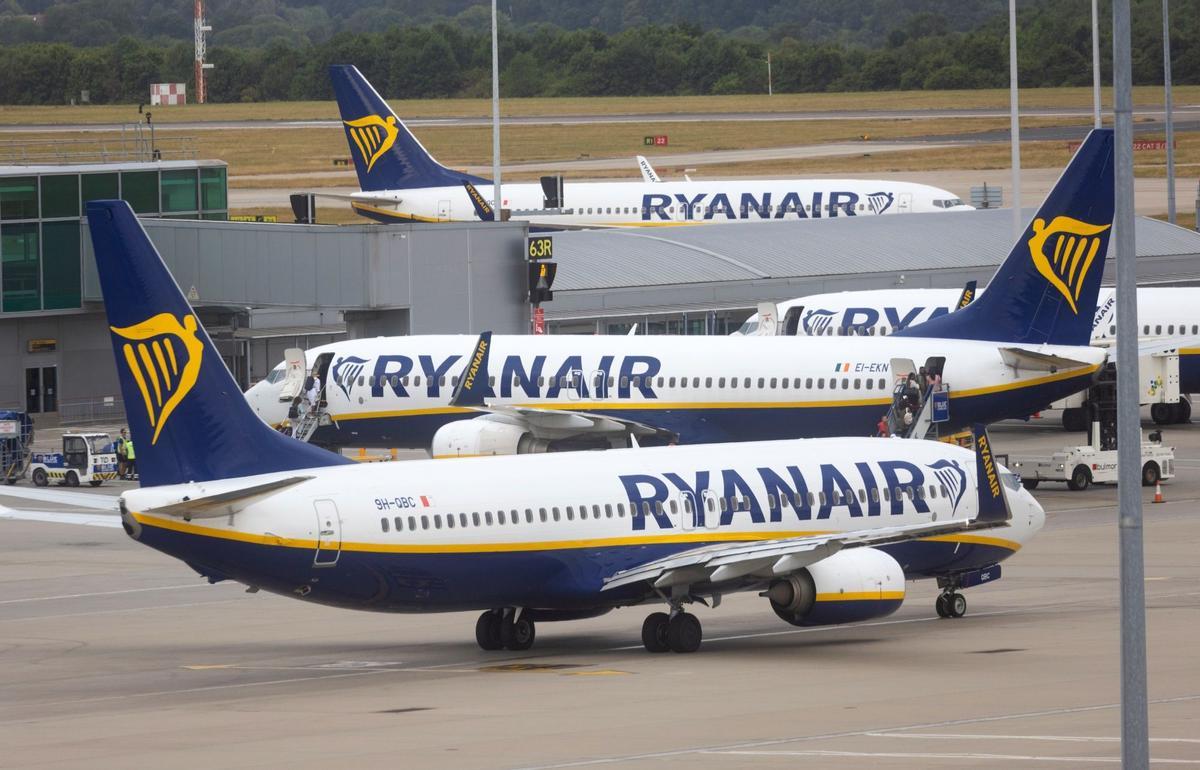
[431,415,548,458]
[766,547,905,627]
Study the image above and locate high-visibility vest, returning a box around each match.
[125,440,136,460]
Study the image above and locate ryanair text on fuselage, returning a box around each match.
[640,189,892,222]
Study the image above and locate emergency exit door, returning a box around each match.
[313,499,342,567]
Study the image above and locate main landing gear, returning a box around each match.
[475,608,535,651]
[935,590,967,619]
[641,604,703,654]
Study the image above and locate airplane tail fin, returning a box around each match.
[329,64,487,192]
[449,332,493,408]
[86,201,352,487]
[955,280,977,310]
[896,129,1114,346]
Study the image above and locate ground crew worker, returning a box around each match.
[124,437,136,480]
[115,428,128,478]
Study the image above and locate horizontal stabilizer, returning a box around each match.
[999,347,1097,372]
[0,505,123,528]
[145,476,313,519]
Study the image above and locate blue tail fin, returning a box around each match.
[972,424,1009,524]
[449,332,493,408]
[329,64,488,192]
[86,201,352,487]
[896,129,1114,346]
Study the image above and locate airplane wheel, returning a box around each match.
[1151,403,1173,425]
[947,593,967,618]
[500,615,536,651]
[32,468,48,487]
[641,612,671,653]
[1067,465,1091,491]
[935,593,950,618]
[65,471,79,488]
[475,610,504,651]
[666,613,702,654]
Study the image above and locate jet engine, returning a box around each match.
[431,415,548,457]
[765,547,905,626]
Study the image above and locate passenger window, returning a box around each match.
[1144,325,1150,334]
[730,377,738,389]
[806,378,813,388]
[380,517,389,532]
[940,485,949,498]
[757,377,765,388]
[656,377,664,387]
[719,377,726,387]
[829,378,837,390]
[854,378,861,389]
[654,501,665,516]
[669,499,678,514]
[842,378,849,388]
[460,513,468,527]
[620,376,629,388]
[446,515,455,529]
[669,376,676,387]
[793,378,801,388]
[928,485,937,499]
[408,516,416,530]
[781,378,789,389]
[680,377,688,389]
[421,515,429,530]
[539,508,547,522]
[415,376,422,386]
[632,376,641,388]
[719,497,728,513]
[565,507,574,521]
[617,503,626,517]
[818,378,825,388]
[498,510,506,524]
[485,512,494,525]
[579,505,588,520]
[593,504,601,518]
[1156,325,1162,335]
[705,377,712,388]
[552,507,561,522]
[871,488,879,502]
[692,377,700,388]
[878,378,886,389]
[394,516,403,531]
[882,488,890,502]
[744,377,751,388]
[858,489,867,503]
[818,491,826,505]
[472,512,481,526]
[866,378,873,390]
[525,509,533,523]
[831,490,840,504]
[807,491,816,506]
[769,377,777,388]
[604,504,612,517]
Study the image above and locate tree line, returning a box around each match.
[0,1,1195,105]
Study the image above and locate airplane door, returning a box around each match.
[755,302,779,336]
[278,348,306,402]
[897,193,912,213]
[675,491,699,532]
[438,200,451,220]
[701,489,722,530]
[890,358,917,384]
[313,499,342,567]
[782,306,804,336]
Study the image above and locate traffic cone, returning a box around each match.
[1153,481,1164,504]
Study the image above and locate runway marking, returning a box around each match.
[866,732,1200,744]
[0,582,212,605]
[504,694,1200,769]
[703,749,1200,764]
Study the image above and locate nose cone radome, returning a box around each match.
[245,380,288,427]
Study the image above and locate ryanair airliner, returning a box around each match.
[0,199,1043,653]
[326,65,973,229]
[736,285,1200,424]
[247,131,1115,456]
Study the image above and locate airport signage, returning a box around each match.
[643,135,669,146]
[527,236,553,260]
[229,215,279,223]
[1067,140,1173,152]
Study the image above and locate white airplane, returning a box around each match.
[735,285,1200,425]
[326,65,973,229]
[0,199,1043,654]
[246,130,1115,455]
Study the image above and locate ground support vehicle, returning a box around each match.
[29,433,119,487]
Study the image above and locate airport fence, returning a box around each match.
[58,397,127,426]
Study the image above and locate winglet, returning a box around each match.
[637,155,662,183]
[972,424,1010,523]
[463,181,495,221]
[955,280,977,310]
[450,332,493,408]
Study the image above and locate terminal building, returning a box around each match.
[2,164,1199,429]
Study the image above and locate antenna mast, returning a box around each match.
[194,0,213,104]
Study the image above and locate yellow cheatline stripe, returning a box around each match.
[920,533,1022,550]
[330,369,1095,422]
[132,511,1021,556]
[814,591,905,602]
[123,344,156,427]
[1179,348,1200,355]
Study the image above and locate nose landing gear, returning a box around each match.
[935,590,967,619]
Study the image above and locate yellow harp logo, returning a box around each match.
[111,313,204,445]
[1027,216,1111,314]
[343,114,399,173]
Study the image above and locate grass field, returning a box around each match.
[0,85,1196,126]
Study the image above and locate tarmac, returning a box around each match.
[1,419,1198,769]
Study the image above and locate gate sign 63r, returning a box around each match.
[528,236,553,261]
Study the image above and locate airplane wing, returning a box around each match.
[604,424,1011,593]
[637,156,662,183]
[306,191,404,206]
[448,332,678,445]
[0,486,119,511]
[603,517,998,592]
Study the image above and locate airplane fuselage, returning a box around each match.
[121,438,1043,614]
[247,334,1106,449]
[349,179,972,229]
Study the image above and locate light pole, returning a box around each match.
[1008,0,1022,238]
[1092,0,1102,128]
[1163,0,1176,224]
[491,0,502,219]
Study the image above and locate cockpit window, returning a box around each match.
[933,198,965,209]
[736,320,758,335]
[265,365,287,384]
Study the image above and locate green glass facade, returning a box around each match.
[0,163,227,314]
